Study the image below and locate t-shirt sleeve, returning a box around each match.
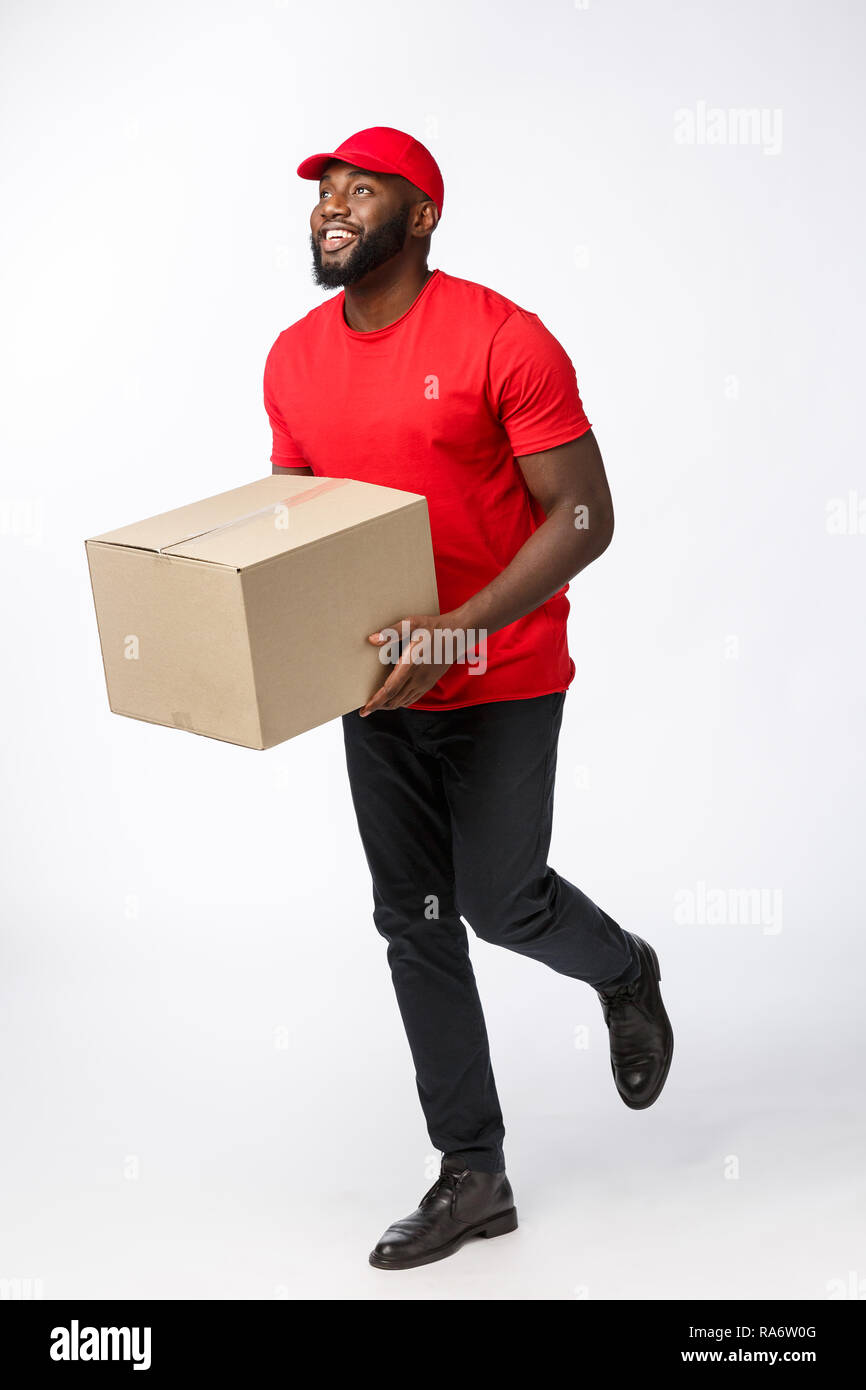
[263,340,309,468]
[487,308,592,458]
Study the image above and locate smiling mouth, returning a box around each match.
[320,227,359,254]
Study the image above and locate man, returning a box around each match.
[264,126,673,1271]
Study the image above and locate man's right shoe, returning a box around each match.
[369,1155,518,1270]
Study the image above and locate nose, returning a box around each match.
[319,189,350,219]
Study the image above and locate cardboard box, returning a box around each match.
[86,475,439,749]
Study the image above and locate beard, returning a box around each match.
[310,205,412,288]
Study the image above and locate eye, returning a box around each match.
[319,188,331,199]
[353,184,372,194]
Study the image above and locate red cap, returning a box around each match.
[297,126,444,217]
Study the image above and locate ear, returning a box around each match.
[411,200,439,238]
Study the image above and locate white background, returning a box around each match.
[1,0,864,1300]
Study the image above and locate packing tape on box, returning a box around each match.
[158,478,351,554]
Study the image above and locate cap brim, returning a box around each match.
[296,150,401,181]
[296,148,442,216]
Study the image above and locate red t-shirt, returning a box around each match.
[263,268,592,710]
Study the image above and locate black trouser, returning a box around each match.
[341,691,639,1174]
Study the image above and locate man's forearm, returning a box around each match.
[450,502,613,638]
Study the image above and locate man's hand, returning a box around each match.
[361,613,458,715]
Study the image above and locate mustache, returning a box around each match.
[309,206,411,289]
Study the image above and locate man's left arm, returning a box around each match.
[450,428,614,635]
[360,429,614,715]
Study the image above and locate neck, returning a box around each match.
[343,259,434,333]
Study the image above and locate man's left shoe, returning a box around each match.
[369,1157,518,1270]
[597,933,673,1109]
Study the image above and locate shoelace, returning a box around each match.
[419,1167,470,1207]
[599,980,638,1011]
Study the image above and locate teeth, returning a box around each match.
[325,229,353,240]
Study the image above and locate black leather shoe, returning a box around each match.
[369,1156,518,1270]
[598,933,673,1109]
